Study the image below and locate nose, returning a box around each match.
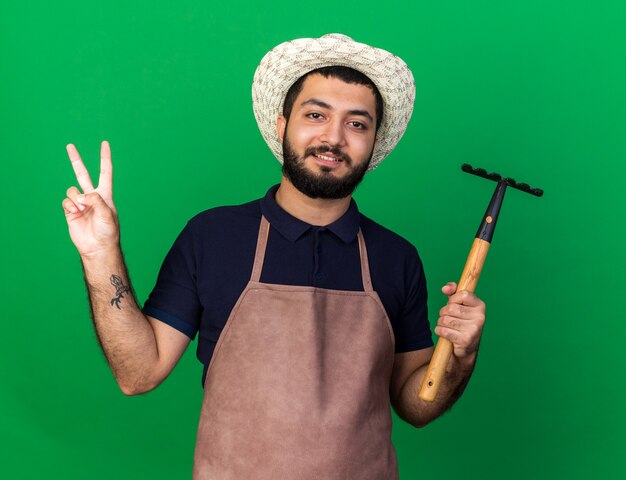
[319,119,346,147]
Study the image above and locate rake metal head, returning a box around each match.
[461,164,544,197]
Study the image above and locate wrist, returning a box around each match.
[80,244,123,265]
[458,353,477,372]
[447,351,477,375]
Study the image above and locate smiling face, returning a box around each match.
[277,74,378,199]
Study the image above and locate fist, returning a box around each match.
[435,282,486,362]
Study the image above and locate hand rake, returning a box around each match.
[418,164,543,402]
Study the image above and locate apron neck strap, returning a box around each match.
[251,215,374,292]
[251,216,271,282]
[357,230,374,292]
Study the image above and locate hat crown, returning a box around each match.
[320,33,353,42]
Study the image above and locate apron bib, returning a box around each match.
[193,216,398,479]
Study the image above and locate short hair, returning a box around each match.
[282,66,384,132]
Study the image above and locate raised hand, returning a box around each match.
[62,141,119,258]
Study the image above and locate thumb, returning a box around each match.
[441,282,458,297]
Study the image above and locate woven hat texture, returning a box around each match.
[252,33,415,170]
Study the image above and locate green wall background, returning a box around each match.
[2,1,625,478]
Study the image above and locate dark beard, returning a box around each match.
[281,136,371,200]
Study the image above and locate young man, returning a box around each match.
[62,34,485,479]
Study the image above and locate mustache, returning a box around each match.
[304,145,352,166]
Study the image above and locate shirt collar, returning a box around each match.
[260,185,361,244]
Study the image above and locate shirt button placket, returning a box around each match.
[313,228,324,286]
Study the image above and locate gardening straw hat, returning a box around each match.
[252,33,415,170]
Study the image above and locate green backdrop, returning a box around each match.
[2,1,625,478]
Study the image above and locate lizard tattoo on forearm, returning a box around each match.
[110,274,131,309]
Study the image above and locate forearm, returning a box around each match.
[81,246,159,395]
[394,353,477,427]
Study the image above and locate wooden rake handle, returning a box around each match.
[418,237,490,401]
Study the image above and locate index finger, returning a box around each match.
[448,289,482,307]
[98,140,113,197]
[66,144,95,193]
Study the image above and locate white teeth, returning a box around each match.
[315,154,338,162]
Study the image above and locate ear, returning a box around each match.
[276,115,287,143]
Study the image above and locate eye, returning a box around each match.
[306,112,324,120]
[348,121,367,130]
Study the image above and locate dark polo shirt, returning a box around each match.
[143,185,433,385]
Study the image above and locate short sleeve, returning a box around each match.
[142,223,201,339]
[393,249,433,353]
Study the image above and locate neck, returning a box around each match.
[275,177,352,226]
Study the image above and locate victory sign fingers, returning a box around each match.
[62,141,120,257]
[66,141,114,203]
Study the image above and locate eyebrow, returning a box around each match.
[300,98,374,122]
